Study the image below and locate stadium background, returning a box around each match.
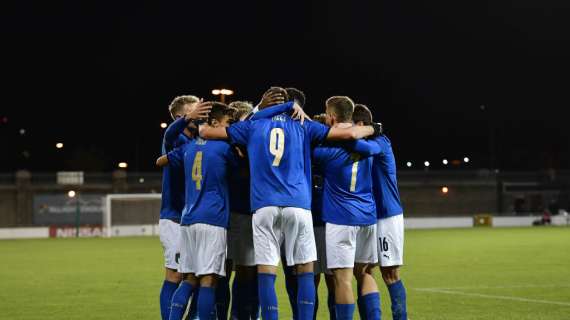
[2,1,570,319]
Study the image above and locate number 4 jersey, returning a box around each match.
[226,102,330,212]
[313,140,377,226]
[167,137,238,228]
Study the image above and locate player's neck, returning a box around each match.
[333,122,353,129]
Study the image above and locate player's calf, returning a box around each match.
[354,264,381,320]
[381,266,407,320]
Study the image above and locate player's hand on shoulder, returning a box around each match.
[259,91,285,108]
[371,122,383,138]
[186,99,213,121]
[292,102,311,125]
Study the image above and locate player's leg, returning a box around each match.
[282,257,298,319]
[159,219,183,320]
[378,215,407,320]
[355,224,380,320]
[170,273,199,320]
[253,206,283,320]
[324,274,336,320]
[283,207,317,320]
[191,223,227,320]
[215,260,231,320]
[198,274,219,320]
[326,222,357,320]
[230,213,259,319]
[313,224,327,320]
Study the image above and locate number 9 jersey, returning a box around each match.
[226,102,330,212]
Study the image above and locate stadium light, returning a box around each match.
[68,190,76,198]
[19,128,25,135]
[406,161,412,168]
[139,178,145,183]
[212,88,234,103]
[442,186,449,194]
[443,159,448,165]
[56,143,64,149]
[424,161,430,167]
[118,162,128,169]
[464,157,470,163]
[160,122,167,129]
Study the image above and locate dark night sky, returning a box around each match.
[1,1,569,172]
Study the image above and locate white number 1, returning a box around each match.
[269,128,285,167]
[350,153,360,192]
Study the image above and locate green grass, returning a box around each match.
[1,227,569,319]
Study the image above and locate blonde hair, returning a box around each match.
[168,95,199,120]
[229,101,254,120]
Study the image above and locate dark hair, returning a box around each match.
[326,96,355,123]
[207,102,236,125]
[353,104,373,125]
[261,86,289,108]
[286,87,306,108]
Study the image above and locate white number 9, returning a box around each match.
[269,128,285,167]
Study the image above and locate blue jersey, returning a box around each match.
[160,128,190,221]
[313,139,377,226]
[370,136,403,219]
[167,137,237,228]
[226,102,330,211]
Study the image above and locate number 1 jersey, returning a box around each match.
[226,103,330,212]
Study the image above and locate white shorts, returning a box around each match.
[227,213,256,266]
[313,226,331,275]
[326,222,378,269]
[252,206,317,267]
[179,224,227,276]
[377,214,404,267]
[159,219,181,270]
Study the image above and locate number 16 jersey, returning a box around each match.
[226,102,330,212]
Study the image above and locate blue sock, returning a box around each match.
[361,292,381,320]
[186,287,199,320]
[283,265,298,319]
[335,303,355,320]
[258,273,278,320]
[297,272,316,320]
[327,293,336,320]
[169,282,195,320]
[198,287,217,320]
[160,280,179,320]
[216,276,230,320]
[388,281,407,320]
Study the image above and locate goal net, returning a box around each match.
[102,194,162,237]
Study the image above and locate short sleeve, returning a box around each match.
[226,121,251,146]
[303,121,330,145]
[166,147,185,169]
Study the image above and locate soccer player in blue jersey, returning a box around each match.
[199,87,381,320]
[157,102,239,320]
[352,104,408,320]
[159,95,201,320]
[312,97,381,320]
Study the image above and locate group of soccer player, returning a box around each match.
[156,87,408,320]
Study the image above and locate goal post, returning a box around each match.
[102,193,162,237]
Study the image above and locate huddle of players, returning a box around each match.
[157,87,408,320]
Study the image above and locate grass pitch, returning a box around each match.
[0,227,569,320]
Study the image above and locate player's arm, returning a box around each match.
[345,139,383,157]
[326,123,381,140]
[199,124,229,140]
[164,101,213,145]
[250,101,310,124]
[156,147,184,168]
